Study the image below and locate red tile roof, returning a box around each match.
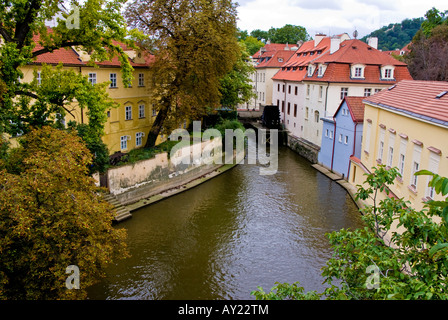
[272,37,332,81]
[256,49,295,68]
[252,43,290,60]
[313,39,407,66]
[363,80,448,126]
[31,28,153,68]
[343,96,365,122]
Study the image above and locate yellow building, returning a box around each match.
[349,80,448,211]
[17,30,161,155]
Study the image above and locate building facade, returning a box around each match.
[349,80,448,211]
[319,96,364,178]
[19,30,159,155]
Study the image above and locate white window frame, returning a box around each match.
[110,73,117,88]
[120,136,128,150]
[364,88,372,97]
[37,71,42,85]
[340,87,348,100]
[136,132,143,147]
[125,106,132,120]
[88,73,97,85]
[138,104,145,118]
[138,73,145,87]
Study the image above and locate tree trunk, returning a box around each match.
[144,101,170,149]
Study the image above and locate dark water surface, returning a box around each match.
[87,146,364,300]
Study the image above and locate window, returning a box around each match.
[307,85,310,97]
[282,101,285,113]
[354,67,363,77]
[344,135,349,145]
[399,154,405,176]
[329,130,333,139]
[288,85,291,94]
[384,68,393,79]
[152,108,157,117]
[88,73,96,85]
[411,162,419,187]
[138,73,145,86]
[410,144,422,188]
[278,84,281,92]
[375,88,382,94]
[295,86,298,95]
[319,86,323,100]
[37,72,41,85]
[293,104,297,117]
[305,107,309,120]
[426,152,441,199]
[138,104,145,118]
[364,122,372,153]
[125,106,132,120]
[314,111,320,123]
[287,103,291,115]
[318,65,325,77]
[120,136,128,150]
[339,134,343,143]
[308,65,314,77]
[340,87,348,100]
[136,132,143,147]
[325,129,329,137]
[364,88,372,97]
[110,73,117,88]
[388,147,394,167]
[378,141,384,162]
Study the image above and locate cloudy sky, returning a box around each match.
[236,0,447,38]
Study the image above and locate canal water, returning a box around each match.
[87,146,364,300]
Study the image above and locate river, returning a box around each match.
[87,146,364,300]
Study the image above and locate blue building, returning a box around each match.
[318,96,365,179]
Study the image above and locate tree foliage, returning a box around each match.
[219,42,256,109]
[405,8,448,81]
[361,17,424,51]
[252,166,448,300]
[125,0,241,148]
[0,126,128,300]
[249,24,309,44]
[0,0,132,139]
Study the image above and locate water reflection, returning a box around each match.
[87,147,364,300]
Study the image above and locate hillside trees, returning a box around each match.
[0,127,128,299]
[125,0,241,148]
[405,8,448,81]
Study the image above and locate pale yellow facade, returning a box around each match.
[349,102,448,211]
[17,55,164,155]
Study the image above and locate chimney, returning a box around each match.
[367,37,378,50]
[266,39,271,45]
[330,36,341,54]
[314,33,326,47]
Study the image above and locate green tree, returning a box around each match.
[252,166,448,300]
[240,36,265,56]
[0,0,133,137]
[268,24,309,44]
[0,126,128,300]
[125,0,240,148]
[405,8,448,81]
[219,42,256,109]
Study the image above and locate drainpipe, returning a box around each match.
[79,66,84,124]
[330,117,336,171]
[283,80,287,126]
[347,122,358,180]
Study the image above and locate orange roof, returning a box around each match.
[253,43,290,60]
[272,37,332,81]
[31,28,153,68]
[363,80,448,126]
[256,49,295,68]
[338,96,365,122]
[313,39,407,66]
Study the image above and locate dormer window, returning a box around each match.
[381,65,395,80]
[351,64,365,79]
[317,64,326,77]
[308,64,314,77]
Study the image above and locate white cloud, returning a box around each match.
[236,0,448,38]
